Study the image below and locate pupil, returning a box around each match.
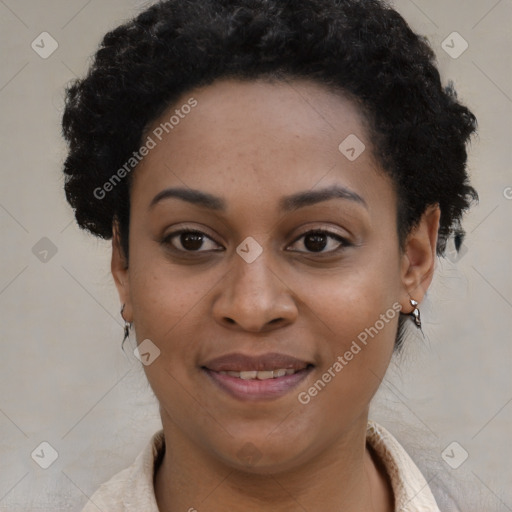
[181,232,203,251]
[305,233,327,252]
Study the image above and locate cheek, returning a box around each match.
[127,250,221,379]
[298,253,401,338]
[294,253,401,393]
[128,240,205,332]
[128,264,207,417]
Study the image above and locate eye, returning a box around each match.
[287,230,349,254]
[162,230,223,252]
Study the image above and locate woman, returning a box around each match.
[62,0,477,510]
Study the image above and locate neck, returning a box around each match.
[154,412,394,512]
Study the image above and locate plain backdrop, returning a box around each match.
[0,0,511,510]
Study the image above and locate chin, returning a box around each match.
[209,431,319,475]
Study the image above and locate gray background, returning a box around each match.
[0,0,511,510]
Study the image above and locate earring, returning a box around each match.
[409,298,421,329]
[120,304,132,343]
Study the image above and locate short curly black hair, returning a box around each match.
[62,0,477,345]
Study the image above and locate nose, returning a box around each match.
[212,249,298,333]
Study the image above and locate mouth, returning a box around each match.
[202,352,314,401]
[217,368,300,380]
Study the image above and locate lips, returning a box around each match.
[203,352,312,372]
[218,369,298,380]
[202,352,314,401]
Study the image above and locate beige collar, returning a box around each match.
[82,421,442,511]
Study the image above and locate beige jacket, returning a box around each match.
[81,421,442,511]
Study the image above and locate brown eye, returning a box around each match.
[180,232,205,251]
[288,230,349,254]
[304,232,328,252]
[163,230,222,252]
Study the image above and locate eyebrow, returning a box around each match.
[149,187,226,211]
[280,185,367,212]
[149,185,367,212]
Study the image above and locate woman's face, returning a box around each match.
[113,78,437,472]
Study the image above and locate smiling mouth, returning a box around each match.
[201,352,314,401]
[217,368,303,380]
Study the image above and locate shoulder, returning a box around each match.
[367,420,446,511]
[81,430,165,512]
[368,421,498,512]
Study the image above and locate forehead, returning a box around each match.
[131,78,393,214]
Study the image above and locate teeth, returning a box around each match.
[255,370,274,380]
[217,368,299,380]
[240,371,258,380]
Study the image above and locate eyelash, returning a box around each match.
[288,229,350,254]
[161,228,351,255]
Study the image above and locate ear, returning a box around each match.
[399,204,440,314]
[111,221,133,322]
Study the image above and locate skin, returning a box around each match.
[112,78,440,511]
